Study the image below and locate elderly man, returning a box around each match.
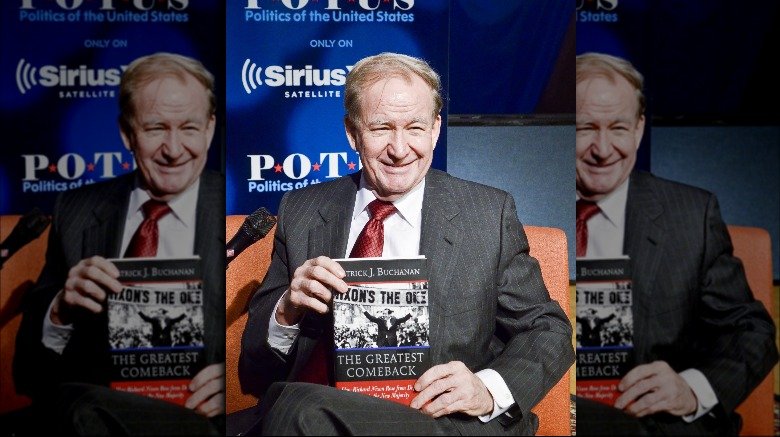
[237,52,573,436]
[574,52,777,435]
[14,52,225,435]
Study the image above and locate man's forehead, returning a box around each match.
[577,75,640,118]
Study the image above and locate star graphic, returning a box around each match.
[312,162,321,171]
[274,163,283,173]
[48,164,57,173]
[122,162,130,170]
[87,163,95,172]
[347,161,356,170]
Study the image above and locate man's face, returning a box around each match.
[121,74,215,201]
[576,74,645,201]
[346,74,441,201]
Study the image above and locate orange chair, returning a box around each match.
[225,216,573,434]
[0,215,50,414]
[526,226,573,436]
[225,215,275,414]
[728,225,776,437]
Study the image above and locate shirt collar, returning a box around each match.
[127,177,200,229]
[353,174,425,228]
[594,177,629,228]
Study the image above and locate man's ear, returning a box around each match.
[431,114,442,150]
[634,114,646,149]
[205,114,216,150]
[344,116,359,152]
[119,124,133,152]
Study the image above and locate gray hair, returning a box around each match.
[576,52,645,119]
[344,52,442,126]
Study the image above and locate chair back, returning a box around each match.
[225,215,275,414]
[728,225,775,437]
[0,215,50,413]
[525,226,572,436]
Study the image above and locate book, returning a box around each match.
[331,256,430,406]
[107,257,206,406]
[575,256,634,407]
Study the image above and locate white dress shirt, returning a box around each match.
[41,178,200,354]
[268,175,516,422]
[579,178,718,422]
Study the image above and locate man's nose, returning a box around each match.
[386,129,410,159]
[161,130,184,159]
[591,129,612,157]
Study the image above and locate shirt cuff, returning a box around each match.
[679,368,719,422]
[267,295,301,355]
[41,291,73,354]
[476,368,516,423]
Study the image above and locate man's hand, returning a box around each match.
[409,361,494,418]
[52,256,123,325]
[276,256,348,326]
[185,363,225,418]
[614,361,698,417]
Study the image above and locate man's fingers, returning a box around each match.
[625,389,663,417]
[304,260,348,294]
[64,276,108,304]
[413,362,457,392]
[189,363,224,392]
[411,377,453,410]
[185,377,223,411]
[197,392,225,418]
[618,362,658,392]
[615,376,655,409]
[61,290,103,314]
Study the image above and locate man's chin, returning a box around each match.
[146,179,192,200]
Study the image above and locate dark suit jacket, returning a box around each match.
[239,169,574,435]
[625,171,777,434]
[13,171,225,400]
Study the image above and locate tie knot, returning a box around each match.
[367,199,396,222]
[576,200,600,222]
[142,199,171,222]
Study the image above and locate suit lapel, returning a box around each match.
[419,170,464,357]
[308,173,360,259]
[624,172,666,356]
[83,175,133,259]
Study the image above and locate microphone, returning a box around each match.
[226,207,276,269]
[0,207,51,269]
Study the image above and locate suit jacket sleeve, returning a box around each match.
[13,192,108,398]
[484,192,574,417]
[688,194,778,414]
[238,192,297,397]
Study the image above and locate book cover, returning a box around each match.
[332,256,430,406]
[107,257,206,406]
[575,256,634,407]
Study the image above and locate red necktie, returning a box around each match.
[124,199,171,258]
[296,199,396,385]
[349,199,397,258]
[576,199,600,257]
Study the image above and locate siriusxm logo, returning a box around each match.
[241,59,353,94]
[16,59,126,94]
